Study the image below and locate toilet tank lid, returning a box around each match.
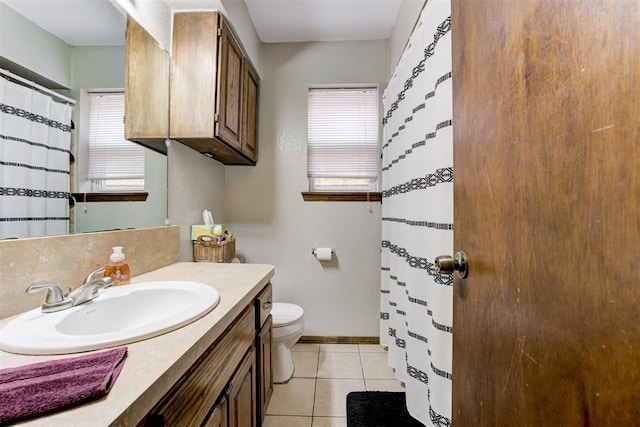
[272,302,304,327]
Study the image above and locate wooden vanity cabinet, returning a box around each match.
[170,12,259,165]
[141,283,272,427]
[124,17,170,154]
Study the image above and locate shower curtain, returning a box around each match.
[380,1,453,426]
[0,77,73,239]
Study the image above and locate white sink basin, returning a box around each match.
[0,281,220,355]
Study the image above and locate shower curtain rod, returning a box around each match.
[0,67,76,105]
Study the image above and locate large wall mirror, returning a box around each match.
[0,0,168,238]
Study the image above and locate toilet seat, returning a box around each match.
[272,303,304,327]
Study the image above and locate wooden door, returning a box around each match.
[217,17,244,151]
[451,1,640,425]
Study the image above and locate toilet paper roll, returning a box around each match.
[315,247,333,261]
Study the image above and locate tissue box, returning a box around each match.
[191,225,215,241]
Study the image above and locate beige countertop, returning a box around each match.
[0,262,275,426]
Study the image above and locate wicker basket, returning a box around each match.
[193,232,236,263]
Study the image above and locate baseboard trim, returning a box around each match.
[299,336,380,345]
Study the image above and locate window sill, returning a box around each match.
[70,192,148,204]
[301,192,381,202]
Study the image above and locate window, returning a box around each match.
[87,91,144,191]
[307,86,379,192]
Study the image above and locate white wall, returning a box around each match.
[224,40,388,337]
[168,142,226,261]
[0,3,71,88]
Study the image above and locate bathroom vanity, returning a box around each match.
[0,262,274,426]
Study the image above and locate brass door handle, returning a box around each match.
[434,251,469,279]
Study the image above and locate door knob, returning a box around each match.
[434,251,469,279]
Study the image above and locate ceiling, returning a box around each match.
[1,0,127,46]
[1,0,402,46]
[243,0,402,43]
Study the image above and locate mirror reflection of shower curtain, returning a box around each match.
[0,78,73,239]
[380,1,453,426]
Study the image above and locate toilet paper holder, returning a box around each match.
[311,248,335,256]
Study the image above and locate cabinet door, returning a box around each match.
[203,395,228,427]
[216,18,244,152]
[124,16,169,152]
[258,316,273,423]
[228,348,257,427]
[241,61,259,163]
[170,12,218,139]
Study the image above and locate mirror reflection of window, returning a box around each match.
[86,91,145,192]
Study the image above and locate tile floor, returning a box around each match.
[263,343,405,427]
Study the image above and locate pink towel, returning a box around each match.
[0,347,127,425]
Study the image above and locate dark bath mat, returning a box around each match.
[346,391,424,427]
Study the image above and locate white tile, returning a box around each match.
[358,344,386,353]
[312,416,348,427]
[313,378,365,417]
[319,344,359,352]
[267,378,316,416]
[293,351,319,378]
[360,352,396,379]
[293,343,320,352]
[365,379,406,392]
[317,352,363,379]
[263,415,312,427]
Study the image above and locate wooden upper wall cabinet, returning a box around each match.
[170,12,259,165]
[124,17,170,154]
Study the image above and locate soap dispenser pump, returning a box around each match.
[104,246,131,286]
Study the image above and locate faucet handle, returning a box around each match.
[26,285,72,313]
[88,277,114,289]
[83,267,106,285]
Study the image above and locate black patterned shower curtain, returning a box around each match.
[0,77,73,239]
[380,1,453,425]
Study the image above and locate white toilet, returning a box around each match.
[271,302,304,383]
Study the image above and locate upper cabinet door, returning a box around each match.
[216,18,244,152]
[242,61,259,162]
[124,17,170,153]
[170,12,218,139]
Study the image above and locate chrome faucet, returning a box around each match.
[26,267,114,313]
[66,276,114,307]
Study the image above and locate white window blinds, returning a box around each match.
[307,86,379,191]
[87,92,144,181]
